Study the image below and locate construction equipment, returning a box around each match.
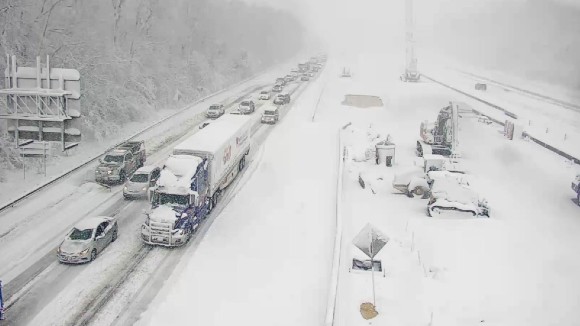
[400,0,420,82]
[416,102,459,157]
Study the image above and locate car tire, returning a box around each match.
[112,229,118,242]
[577,193,580,207]
[90,249,97,262]
[413,186,424,197]
[120,171,126,183]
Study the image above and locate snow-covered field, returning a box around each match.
[2,50,580,326]
[139,52,580,326]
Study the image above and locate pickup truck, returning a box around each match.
[95,141,145,184]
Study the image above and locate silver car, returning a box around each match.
[57,216,118,264]
[123,166,161,199]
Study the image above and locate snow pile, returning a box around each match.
[430,175,479,206]
[149,205,178,224]
[343,126,390,162]
[157,155,202,193]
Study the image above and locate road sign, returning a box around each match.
[352,223,389,259]
[352,223,389,306]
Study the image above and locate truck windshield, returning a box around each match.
[69,228,93,240]
[158,193,189,206]
[103,155,123,163]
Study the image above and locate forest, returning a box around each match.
[0,0,303,142]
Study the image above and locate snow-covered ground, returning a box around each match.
[423,65,580,162]
[3,50,580,326]
[137,63,337,326]
[0,64,307,325]
[135,52,580,326]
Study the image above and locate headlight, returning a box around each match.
[145,216,150,226]
[56,247,61,254]
[79,248,89,255]
[142,187,147,191]
[107,170,112,175]
[124,186,128,191]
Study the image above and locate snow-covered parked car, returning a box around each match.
[57,216,118,264]
[259,90,270,100]
[123,165,161,199]
[427,178,490,217]
[426,170,469,188]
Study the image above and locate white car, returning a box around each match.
[259,91,270,100]
[57,216,118,263]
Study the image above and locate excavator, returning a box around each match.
[416,102,460,157]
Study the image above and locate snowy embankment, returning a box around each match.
[137,63,336,326]
[0,63,295,208]
[423,66,580,163]
[307,53,580,325]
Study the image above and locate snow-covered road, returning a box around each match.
[137,63,337,326]
[0,67,307,325]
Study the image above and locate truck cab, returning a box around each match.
[141,155,208,247]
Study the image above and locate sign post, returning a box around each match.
[352,223,389,306]
[0,279,5,320]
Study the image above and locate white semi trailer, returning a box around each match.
[142,114,252,247]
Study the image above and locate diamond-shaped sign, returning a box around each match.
[352,223,389,259]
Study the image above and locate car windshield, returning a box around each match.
[103,155,123,163]
[158,193,189,206]
[130,173,148,183]
[240,101,250,106]
[260,91,268,94]
[264,110,276,115]
[209,105,221,110]
[69,228,93,240]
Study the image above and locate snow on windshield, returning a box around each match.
[69,228,93,240]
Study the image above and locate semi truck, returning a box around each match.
[141,114,252,247]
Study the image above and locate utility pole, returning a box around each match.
[401,0,420,82]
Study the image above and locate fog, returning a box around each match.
[245,0,580,90]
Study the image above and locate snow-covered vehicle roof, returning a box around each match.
[430,178,479,206]
[173,114,251,154]
[157,155,203,195]
[134,165,158,174]
[74,216,113,230]
[426,170,470,186]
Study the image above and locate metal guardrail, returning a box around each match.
[423,74,580,165]
[324,122,350,326]
[0,72,270,214]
